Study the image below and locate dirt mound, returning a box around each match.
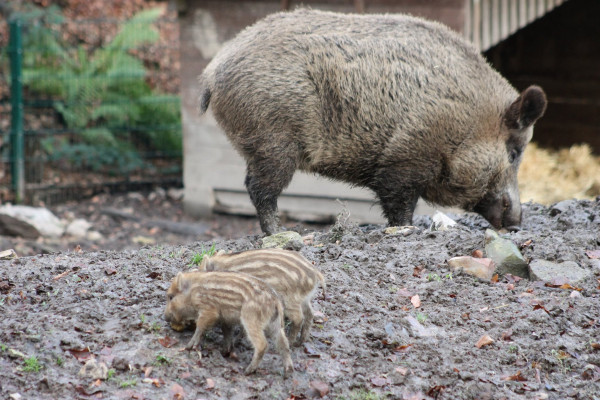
[1,200,599,399]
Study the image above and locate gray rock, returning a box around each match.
[78,359,108,380]
[484,229,529,278]
[0,205,64,238]
[549,199,577,216]
[529,259,592,285]
[261,231,304,249]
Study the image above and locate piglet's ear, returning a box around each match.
[504,85,547,130]
[175,272,189,292]
[199,257,214,272]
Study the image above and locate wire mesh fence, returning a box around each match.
[0,6,182,205]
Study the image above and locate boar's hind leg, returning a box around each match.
[298,300,314,345]
[244,152,297,235]
[240,315,269,375]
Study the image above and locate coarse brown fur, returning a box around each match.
[164,271,294,377]
[199,249,326,346]
[198,9,547,234]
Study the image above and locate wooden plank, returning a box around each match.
[510,0,519,34]
[481,0,491,50]
[500,0,510,40]
[464,0,472,42]
[473,0,482,50]
[519,0,529,28]
[491,0,500,45]
[528,0,536,22]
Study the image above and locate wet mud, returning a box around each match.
[1,199,599,399]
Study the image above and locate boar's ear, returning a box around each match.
[174,272,190,292]
[504,85,547,130]
[203,259,216,272]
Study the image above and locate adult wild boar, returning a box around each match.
[198,9,547,234]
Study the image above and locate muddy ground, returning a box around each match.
[1,197,600,400]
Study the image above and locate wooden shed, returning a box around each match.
[178,0,596,224]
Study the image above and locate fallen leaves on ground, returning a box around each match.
[503,371,527,381]
[585,249,600,259]
[309,380,329,397]
[476,334,494,348]
[410,294,421,308]
[170,383,185,400]
[158,336,179,348]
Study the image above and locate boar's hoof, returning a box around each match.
[283,364,294,379]
[506,225,521,232]
[244,365,257,375]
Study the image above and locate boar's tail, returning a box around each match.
[197,75,212,115]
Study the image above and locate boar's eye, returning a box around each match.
[167,294,174,301]
[508,148,520,164]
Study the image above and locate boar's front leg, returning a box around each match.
[244,150,297,235]
[185,309,219,351]
[373,181,421,227]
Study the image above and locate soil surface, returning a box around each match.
[1,197,600,400]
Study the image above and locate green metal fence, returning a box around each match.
[0,8,182,205]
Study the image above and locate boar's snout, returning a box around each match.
[474,191,522,231]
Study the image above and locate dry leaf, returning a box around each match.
[471,249,483,258]
[170,383,185,400]
[53,270,71,281]
[476,334,494,348]
[413,265,424,277]
[501,329,513,341]
[491,274,499,283]
[410,294,421,308]
[68,347,93,362]
[158,336,179,348]
[395,367,408,375]
[370,376,389,387]
[502,370,527,381]
[585,249,600,259]
[533,304,550,314]
[521,239,533,248]
[205,378,215,389]
[309,380,329,397]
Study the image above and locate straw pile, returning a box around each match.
[519,143,600,205]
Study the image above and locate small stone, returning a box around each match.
[66,219,92,238]
[86,231,104,242]
[528,259,591,286]
[78,359,108,380]
[484,229,528,278]
[447,256,496,281]
[402,315,436,337]
[261,231,303,249]
[167,188,184,201]
[430,211,457,231]
[8,349,26,359]
[0,249,18,260]
[132,236,156,245]
[384,226,417,236]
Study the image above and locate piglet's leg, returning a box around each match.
[185,309,219,350]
